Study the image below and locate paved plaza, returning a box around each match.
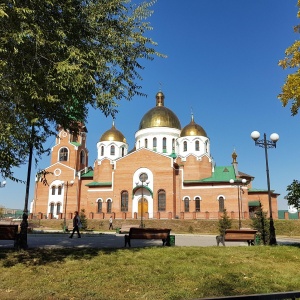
[0,232,299,249]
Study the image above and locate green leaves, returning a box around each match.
[0,0,163,179]
[285,179,300,209]
[278,0,300,116]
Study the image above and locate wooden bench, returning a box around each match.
[124,227,171,247]
[0,224,19,248]
[119,224,140,234]
[216,229,257,246]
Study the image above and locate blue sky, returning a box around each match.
[1,0,299,211]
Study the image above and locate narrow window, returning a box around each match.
[219,197,224,212]
[153,137,157,150]
[184,197,189,212]
[59,148,68,161]
[97,200,102,213]
[58,186,62,195]
[110,145,115,155]
[56,203,61,215]
[50,203,54,214]
[101,146,104,156]
[72,133,78,143]
[195,140,200,151]
[121,147,125,157]
[51,186,56,195]
[121,191,128,212]
[107,199,112,213]
[163,137,167,153]
[158,190,166,211]
[145,139,148,148]
[80,150,85,164]
[183,141,187,152]
[195,197,200,212]
[172,138,175,151]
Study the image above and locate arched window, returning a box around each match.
[163,137,167,153]
[158,190,166,211]
[59,147,68,161]
[80,150,85,164]
[50,203,54,214]
[195,140,200,151]
[58,186,62,195]
[172,139,175,151]
[56,203,61,215]
[195,197,201,212]
[205,141,208,152]
[183,141,187,152]
[121,191,128,212]
[97,199,102,213]
[51,186,56,195]
[184,197,189,212]
[121,147,125,157]
[101,146,104,156]
[110,145,115,155]
[145,138,148,148]
[153,137,157,150]
[219,196,225,212]
[107,199,112,213]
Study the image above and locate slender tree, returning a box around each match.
[0,0,163,180]
[218,209,232,236]
[285,179,300,210]
[251,204,269,245]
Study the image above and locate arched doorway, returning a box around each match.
[138,197,148,217]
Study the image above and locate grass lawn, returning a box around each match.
[1,245,300,300]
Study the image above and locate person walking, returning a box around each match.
[69,211,81,238]
[109,216,113,230]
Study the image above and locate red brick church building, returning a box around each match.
[31,91,279,221]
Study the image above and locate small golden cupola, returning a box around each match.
[100,122,126,143]
[138,91,181,130]
[180,114,207,137]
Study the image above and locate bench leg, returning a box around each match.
[163,236,171,246]
[124,235,131,247]
[247,240,255,246]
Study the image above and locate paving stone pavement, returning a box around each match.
[0,232,299,249]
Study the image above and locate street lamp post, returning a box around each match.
[0,181,6,188]
[139,173,148,228]
[251,131,279,245]
[63,180,74,233]
[229,179,247,229]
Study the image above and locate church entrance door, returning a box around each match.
[138,198,148,217]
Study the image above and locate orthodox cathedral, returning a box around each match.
[31,91,279,221]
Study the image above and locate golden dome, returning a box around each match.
[180,115,207,137]
[100,123,126,143]
[139,92,181,130]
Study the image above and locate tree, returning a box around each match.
[79,209,88,230]
[285,179,300,210]
[217,209,232,236]
[0,0,163,179]
[278,0,300,115]
[251,204,269,245]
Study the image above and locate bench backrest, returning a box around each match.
[225,229,257,240]
[129,227,171,238]
[0,225,18,240]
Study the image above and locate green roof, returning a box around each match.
[85,181,112,187]
[81,170,94,178]
[70,142,81,146]
[132,185,153,197]
[184,165,236,184]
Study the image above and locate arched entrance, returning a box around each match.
[138,197,148,217]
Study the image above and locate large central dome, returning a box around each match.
[139,92,181,130]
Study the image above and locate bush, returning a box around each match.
[218,209,232,235]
